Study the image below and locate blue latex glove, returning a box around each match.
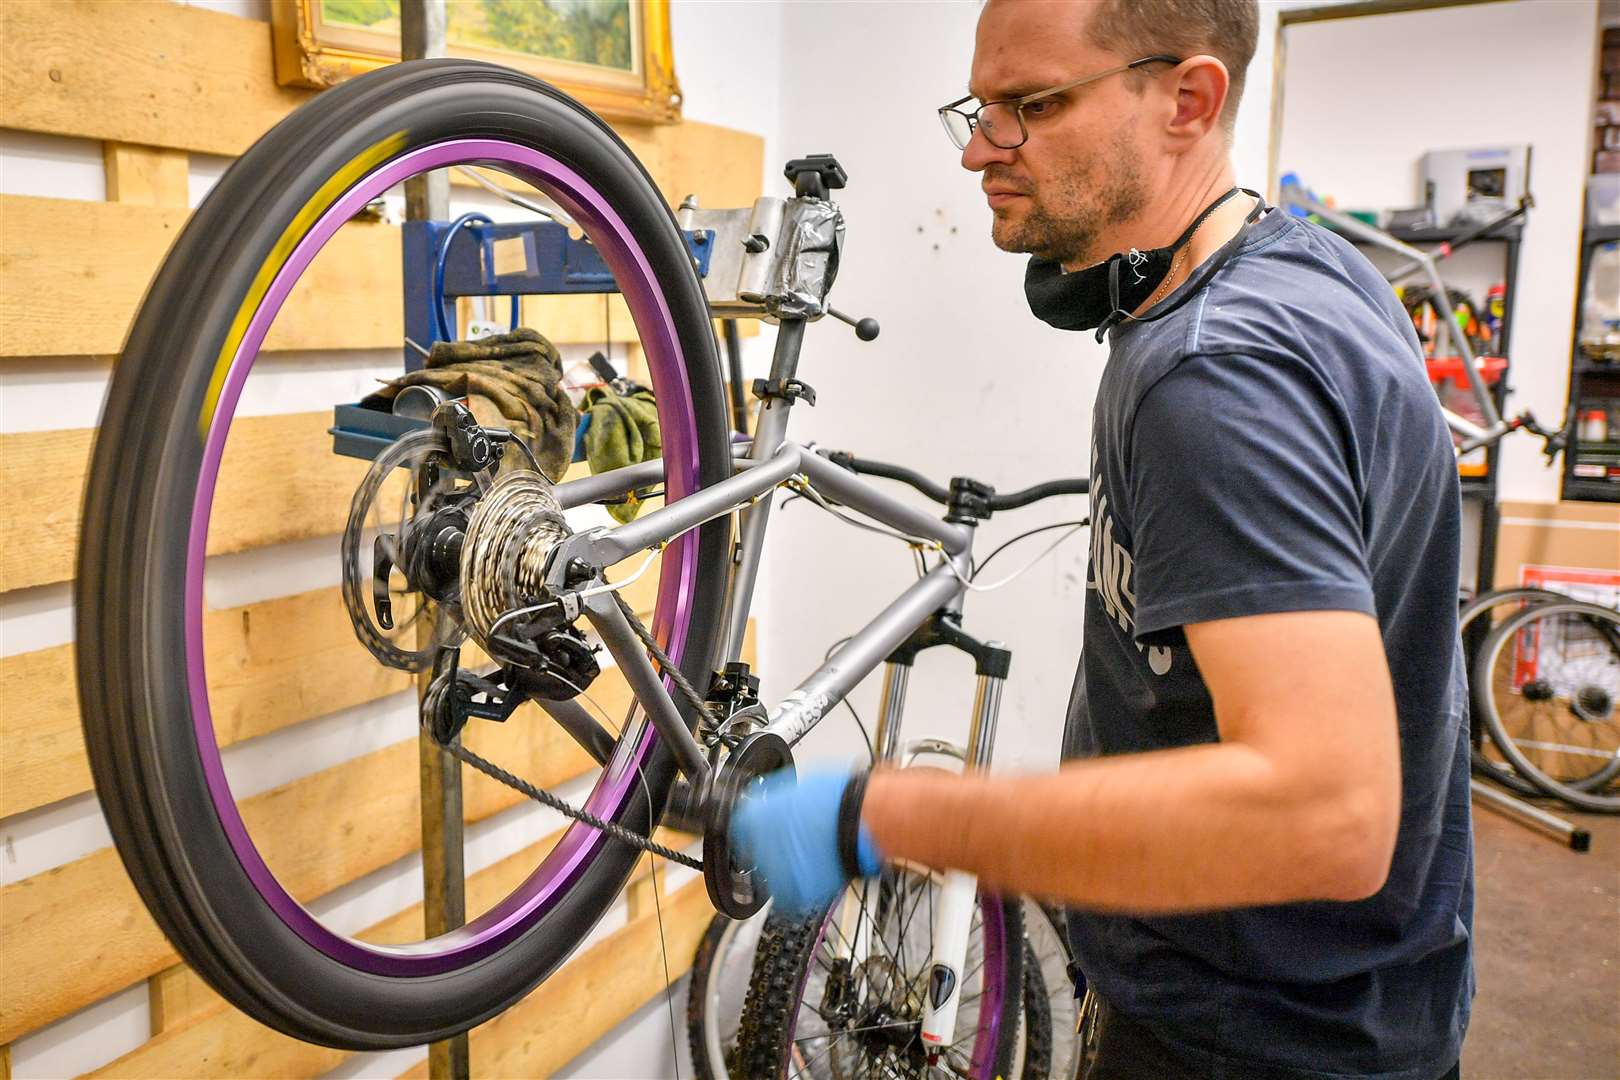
[730,766,884,918]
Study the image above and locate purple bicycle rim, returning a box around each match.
[792,891,1006,1077]
[183,138,702,975]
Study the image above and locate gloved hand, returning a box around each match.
[730,766,884,918]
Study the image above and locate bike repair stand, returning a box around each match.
[1470,779,1591,851]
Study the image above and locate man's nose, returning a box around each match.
[960,127,1017,173]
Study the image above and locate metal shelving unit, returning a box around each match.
[1562,221,1620,503]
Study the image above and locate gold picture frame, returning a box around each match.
[271,0,681,124]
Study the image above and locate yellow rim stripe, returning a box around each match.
[198,130,409,439]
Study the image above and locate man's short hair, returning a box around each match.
[1085,0,1259,131]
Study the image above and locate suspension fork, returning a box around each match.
[828,617,1014,1057]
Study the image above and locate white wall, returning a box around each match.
[1273,0,1600,504]
[753,2,1102,777]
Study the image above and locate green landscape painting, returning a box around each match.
[322,0,634,71]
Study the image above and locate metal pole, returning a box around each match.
[402,0,449,223]
[1470,779,1591,852]
[402,3,468,1077]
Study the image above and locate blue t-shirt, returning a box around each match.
[1063,207,1474,1080]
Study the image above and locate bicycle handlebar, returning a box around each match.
[987,477,1092,510]
[823,450,1088,511]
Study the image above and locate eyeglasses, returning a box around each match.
[938,55,1184,151]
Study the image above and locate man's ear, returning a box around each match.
[1165,55,1229,147]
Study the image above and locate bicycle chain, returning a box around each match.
[426,588,721,871]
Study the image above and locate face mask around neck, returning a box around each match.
[1023,187,1252,341]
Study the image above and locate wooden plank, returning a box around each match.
[0,196,688,360]
[145,967,216,1038]
[399,879,713,1079]
[0,0,312,159]
[2,410,368,593]
[2,624,751,1040]
[90,834,692,1079]
[623,852,663,921]
[103,144,188,207]
[1,585,407,818]
[0,191,753,360]
[1,406,657,595]
[1,547,660,818]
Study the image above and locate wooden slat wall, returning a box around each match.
[1,621,752,1046]
[90,877,712,1080]
[88,828,696,1079]
[0,1,766,208]
[1,704,594,1042]
[0,0,765,1070]
[0,0,764,363]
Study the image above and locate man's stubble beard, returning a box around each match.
[991,127,1147,267]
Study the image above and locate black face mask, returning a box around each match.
[1024,188,1263,341]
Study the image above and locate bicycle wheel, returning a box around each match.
[1019,902,1079,1080]
[1474,600,1620,812]
[1460,587,1571,796]
[694,907,1051,1080]
[1014,937,1052,1080]
[688,910,773,1079]
[733,870,1024,1079]
[76,59,732,1048]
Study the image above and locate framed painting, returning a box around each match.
[271,0,681,124]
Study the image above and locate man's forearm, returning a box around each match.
[860,741,1393,913]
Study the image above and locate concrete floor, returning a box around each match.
[1462,798,1618,1079]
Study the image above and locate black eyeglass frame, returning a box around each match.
[938,55,1185,151]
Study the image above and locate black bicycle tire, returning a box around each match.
[734,886,1024,1079]
[1018,937,1053,1080]
[75,59,732,1049]
[1025,901,1080,1080]
[1474,599,1620,812]
[1460,587,1572,796]
[694,909,1046,1080]
[688,913,746,1080]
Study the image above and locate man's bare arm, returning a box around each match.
[859,609,1402,912]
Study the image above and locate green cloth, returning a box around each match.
[362,328,578,481]
[584,383,660,524]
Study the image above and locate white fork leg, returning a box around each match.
[920,867,979,1051]
[921,667,1006,1059]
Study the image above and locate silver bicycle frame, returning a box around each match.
[548,316,993,789]
[554,435,977,787]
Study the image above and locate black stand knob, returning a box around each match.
[829,307,880,341]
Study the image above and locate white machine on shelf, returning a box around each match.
[1422,145,1530,227]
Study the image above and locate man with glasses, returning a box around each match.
[734,2,1471,1077]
